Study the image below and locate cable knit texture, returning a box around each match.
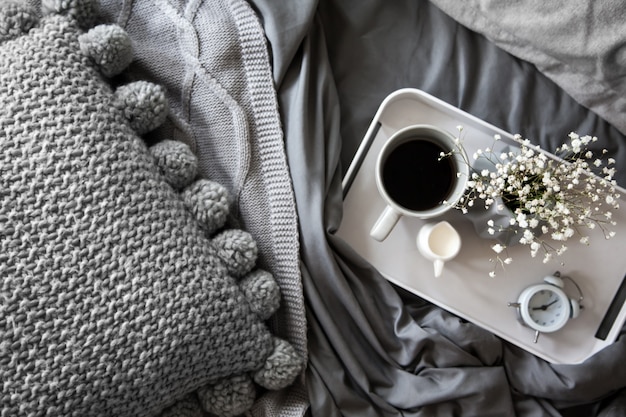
[97,0,310,414]
[0,1,303,416]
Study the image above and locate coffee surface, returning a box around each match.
[382,139,454,211]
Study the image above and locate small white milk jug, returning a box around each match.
[416,221,461,277]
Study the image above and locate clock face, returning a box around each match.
[518,284,570,333]
[528,289,567,328]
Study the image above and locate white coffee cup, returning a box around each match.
[369,125,468,241]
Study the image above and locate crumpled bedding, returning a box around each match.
[429,0,626,137]
[14,0,621,415]
[252,0,626,416]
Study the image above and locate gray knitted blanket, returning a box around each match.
[0,0,306,416]
[95,0,309,399]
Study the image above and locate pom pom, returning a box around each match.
[79,24,132,77]
[197,374,256,417]
[114,81,168,135]
[182,179,230,235]
[239,269,280,320]
[42,0,97,28]
[253,338,304,391]
[212,229,258,278]
[0,1,37,42]
[150,140,198,189]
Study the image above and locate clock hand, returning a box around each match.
[532,300,558,311]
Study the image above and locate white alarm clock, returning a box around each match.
[508,272,584,343]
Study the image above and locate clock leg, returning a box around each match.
[533,330,540,343]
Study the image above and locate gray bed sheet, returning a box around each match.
[252,0,626,416]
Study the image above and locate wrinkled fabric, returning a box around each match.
[428,0,626,136]
[252,0,626,415]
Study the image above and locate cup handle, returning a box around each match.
[433,259,444,277]
[370,205,401,241]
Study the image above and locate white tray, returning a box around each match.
[336,88,626,364]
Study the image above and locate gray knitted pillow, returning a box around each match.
[0,1,303,416]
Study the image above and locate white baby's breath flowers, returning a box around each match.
[451,128,620,277]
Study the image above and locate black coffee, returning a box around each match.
[382,138,454,211]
